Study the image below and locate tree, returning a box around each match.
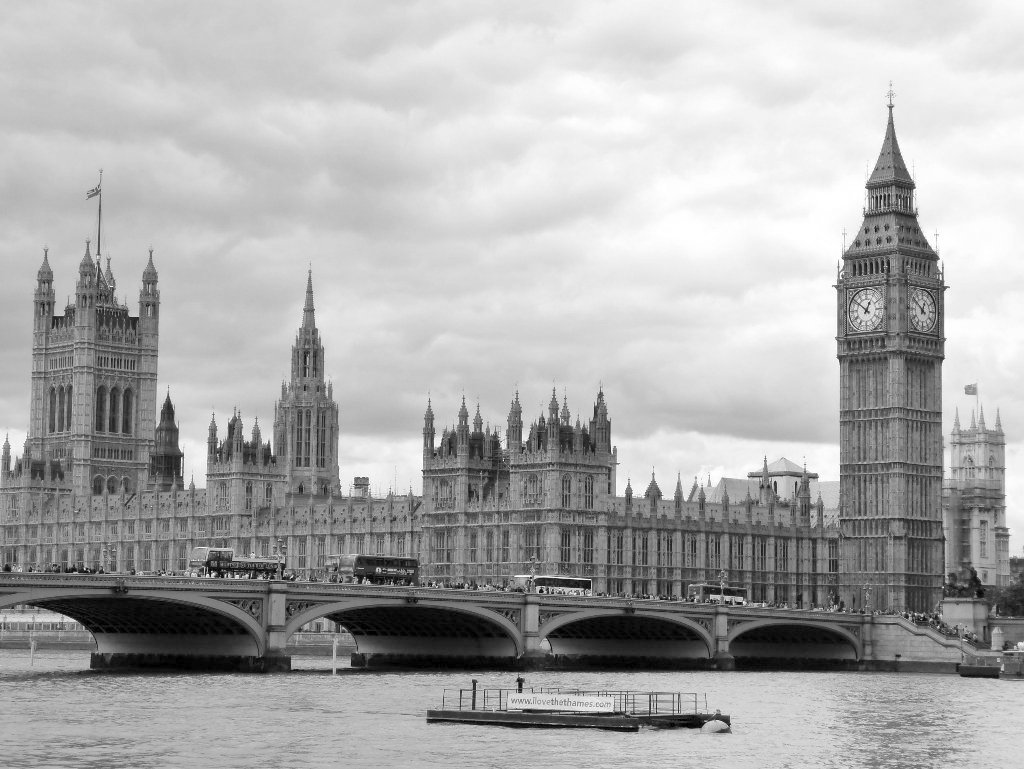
[993,580,1024,616]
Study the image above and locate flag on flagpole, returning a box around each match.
[86,185,101,199]
[964,383,978,395]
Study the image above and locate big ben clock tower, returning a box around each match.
[836,94,946,613]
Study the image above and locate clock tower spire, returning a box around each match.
[835,95,946,612]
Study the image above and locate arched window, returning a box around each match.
[245,482,253,511]
[304,409,312,467]
[584,475,594,509]
[93,475,104,494]
[303,350,310,377]
[57,387,66,432]
[108,387,120,433]
[49,388,57,433]
[562,475,572,508]
[122,389,133,434]
[106,476,117,494]
[65,385,72,431]
[95,386,107,432]
[265,483,273,503]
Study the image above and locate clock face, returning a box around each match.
[848,287,884,332]
[909,287,937,332]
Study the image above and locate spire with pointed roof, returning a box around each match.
[301,269,316,330]
[37,248,53,282]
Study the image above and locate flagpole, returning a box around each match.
[96,169,103,257]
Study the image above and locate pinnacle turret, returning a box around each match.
[37,249,52,282]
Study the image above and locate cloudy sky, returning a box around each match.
[2,1,1023,547]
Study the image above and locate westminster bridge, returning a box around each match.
[0,573,968,672]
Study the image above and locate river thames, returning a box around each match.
[0,650,1017,768]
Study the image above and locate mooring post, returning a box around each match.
[516,676,525,693]
[471,678,478,709]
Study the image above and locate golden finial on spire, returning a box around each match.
[886,81,896,110]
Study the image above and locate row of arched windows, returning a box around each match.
[95,386,134,435]
[92,475,132,495]
[47,385,74,433]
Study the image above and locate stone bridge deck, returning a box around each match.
[0,574,966,672]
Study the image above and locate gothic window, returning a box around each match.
[317,411,327,468]
[49,388,57,433]
[65,385,72,431]
[582,530,594,564]
[294,411,303,466]
[561,475,572,508]
[468,533,478,563]
[303,350,310,378]
[92,475,104,495]
[584,475,594,509]
[316,537,326,567]
[108,387,121,433]
[560,527,571,562]
[121,477,131,493]
[524,526,541,562]
[245,482,253,511]
[105,476,116,494]
[304,409,312,467]
[95,386,107,431]
[57,386,65,431]
[501,529,510,562]
[122,389,133,434]
[486,531,495,563]
[265,483,273,503]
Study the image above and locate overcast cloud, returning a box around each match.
[2,1,1022,548]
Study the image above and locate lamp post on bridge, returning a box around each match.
[719,568,727,605]
[863,582,873,614]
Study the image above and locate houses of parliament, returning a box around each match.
[0,105,1011,613]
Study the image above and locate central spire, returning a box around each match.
[302,269,316,330]
[867,96,914,188]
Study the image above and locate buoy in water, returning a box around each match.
[701,718,731,734]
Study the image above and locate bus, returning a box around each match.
[188,547,281,578]
[511,575,593,596]
[686,582,748,605]
[325,554,419,585]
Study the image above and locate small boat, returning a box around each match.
[426,680,730,732]
[959,650,1024,679]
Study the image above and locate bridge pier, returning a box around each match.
[713,605,736,670]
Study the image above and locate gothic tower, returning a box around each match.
[836,98,946,612]
[943,406,1010,586]
[272,271,340,495]
[26,246,160,496]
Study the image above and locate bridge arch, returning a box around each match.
[0,585,267,657]
[540,608,714,659]
[286,597,524,660]
[728,618,861,662]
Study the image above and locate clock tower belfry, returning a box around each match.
[836,97,946,613]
